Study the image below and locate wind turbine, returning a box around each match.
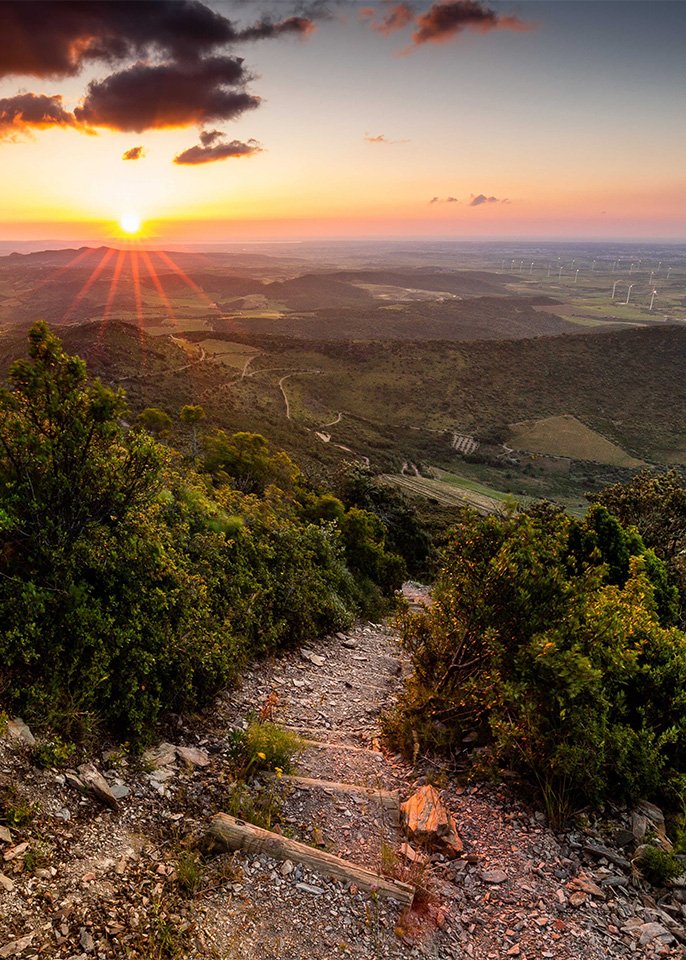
[625,283,634,304]
[649,289,657,311]
[574,269,580,283]
[611,280,622,299]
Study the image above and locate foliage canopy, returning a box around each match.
[0,323,403,740]
[391,501,686,821]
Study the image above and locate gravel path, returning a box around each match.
[1,584,684,958]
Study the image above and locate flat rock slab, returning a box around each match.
[143,742,177,769]
[0,932,35,958]
[77,763,119,811]
[177,745,211,768]
[6,719,35,746]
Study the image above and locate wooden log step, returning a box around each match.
[301,739,383,757]
[267,774,399,818]
[209,813,414,905]
[283,726,383,755]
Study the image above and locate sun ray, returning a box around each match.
[140,247,177,327]
[155,250,221,314]
[62,247,115,322]
[99,247,126,341]
[33,246,98,292]
[130,247,146,352]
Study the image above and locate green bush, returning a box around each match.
[244,721,303,774]
[637,845,684,886]
[0,325,401,742]
[390,505,686,821]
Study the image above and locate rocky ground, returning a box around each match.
[1,583,685,959]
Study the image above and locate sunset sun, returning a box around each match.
[119,212,141,235]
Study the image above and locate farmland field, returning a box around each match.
[508,415,644,467]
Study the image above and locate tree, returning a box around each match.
[591,469,686,617]
[137,406,173,437]
[0,321,162,562]
[591,469,686,563]
[204,429,300,495]
[179,404,205,457]
[335,464,432,576]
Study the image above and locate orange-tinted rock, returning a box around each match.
[400,784,463,857]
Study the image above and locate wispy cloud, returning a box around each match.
[430,195,459,204]
[411,1,530,47]
[174,131,263,165]
[360,2,414,35]
[364,132,410,144]
[360,1,532,52]
[469,193,507,206]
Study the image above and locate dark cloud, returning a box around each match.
[0,1,315,79]
[174,134,262,165]
[361,2,414,35]
[74,57,259,132]
[122,145,144,160]
[199,129,224,147]
[0,1,239,78]
[364,132,410,144]
[0,0,316,159]
[411,1,529,46]
[430,195,459,204]
[0,92,77,138]
[237,16,316,41]
[469,193,502,206]
[430,196,440,204]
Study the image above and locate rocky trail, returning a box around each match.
[1,585,685,958]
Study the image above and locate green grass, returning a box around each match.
[381,473,511,514]
[432,467,522,502]
[508,415,644,468]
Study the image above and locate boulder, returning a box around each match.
[6,719,35,746]
[400,784,462,857]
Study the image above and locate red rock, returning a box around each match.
[400,784,463,857]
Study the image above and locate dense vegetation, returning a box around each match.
[390,497,686,822]
[0,323,407,741]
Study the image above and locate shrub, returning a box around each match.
[0,325,400,741]
[637,845,684,886]
[389,505,686,821]
[244,721,303,774]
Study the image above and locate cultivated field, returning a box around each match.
[508,415,644,467]
[381,473,510,515]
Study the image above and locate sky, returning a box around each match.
[0,0,685,243]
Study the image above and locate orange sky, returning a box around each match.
[0,1,685,241]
